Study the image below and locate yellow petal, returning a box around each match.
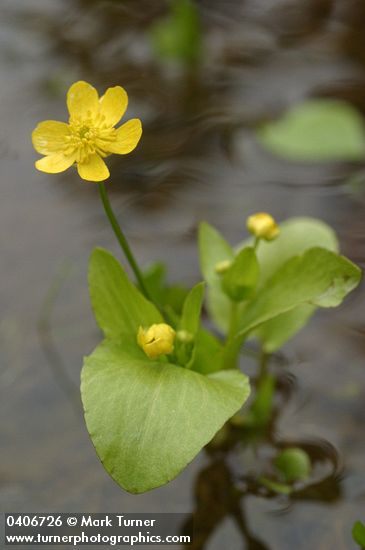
[32,120,71,154]
[77,154,110,182]
[107,119,142,154]
[99,86,128,127]
[35,153,75,174]
[67,81,99,121]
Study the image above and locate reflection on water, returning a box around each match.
[1,0,365,548]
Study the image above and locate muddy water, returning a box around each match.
[1,0,365,548]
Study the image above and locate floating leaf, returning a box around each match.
[82,338,250,493]
[257,99,365,162]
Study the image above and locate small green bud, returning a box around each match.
[176,330,194,344]
[215,259,232,275]
[274,447,311,483]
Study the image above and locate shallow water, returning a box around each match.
[1,1,365,548]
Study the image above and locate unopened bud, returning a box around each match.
[137,323,176,359]
[215,259,232,275]
[176,330,194,344]
[246,212,279,241]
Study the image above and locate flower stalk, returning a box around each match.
[97,182,151,300]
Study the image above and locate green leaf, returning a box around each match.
[253,217,339,283]
[179,282,205,335]
[254,305,314,353]
[165,284,189,315]
[142,262,189,316]
[274,448,311,483]
[353,521,365,548]
[201,217,340,343]
[238,247,361,336]
[199,222,234,284]
[198,222,234,332]
[89,248,163,338]
[190,328,223,375]
[150,0,201,65]
[221,247,259,302]
[251,217,339,351]
[176,282,205,367]
[142,262,167,306]
[81,338,250,493]
[257,99,365,161]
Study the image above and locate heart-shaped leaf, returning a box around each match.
[81,338,250,493]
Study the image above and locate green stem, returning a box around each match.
[97,182,151,300]
[253,236,260,251]
[222,302,241,369]
[228,302,238,341]
[258,348,269,381]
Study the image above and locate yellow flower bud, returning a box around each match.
[215,259,232,275]
[137,323,176,360]
[246,212,280,241]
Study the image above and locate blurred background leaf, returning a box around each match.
[150,0,202,65]
[352,521,365,548]
[257,100,365,162]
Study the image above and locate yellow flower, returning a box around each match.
[137,323,176,360]
[32,81,142,182]
[246,212,280,241]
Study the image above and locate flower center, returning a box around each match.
[63,114,117,163]
[79,125,92,139]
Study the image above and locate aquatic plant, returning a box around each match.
[32,82,362,494]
